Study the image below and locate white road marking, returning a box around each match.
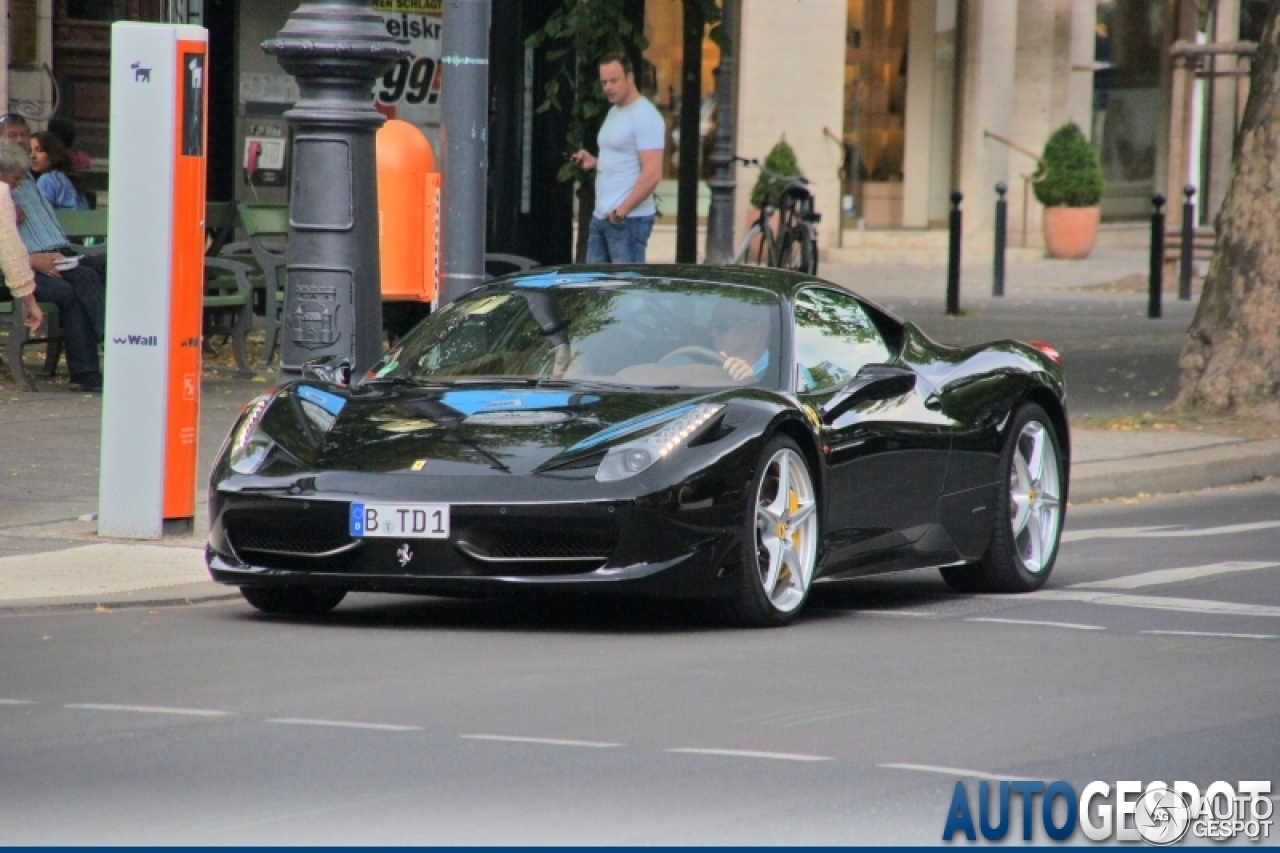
[64,703,232,717]
[1072,561,1280,590]
[0,699,39,705]
[460,734,622,748]
[1029,590,1280,618]
[1141,630,1279,640]
[966,617,1105,631]
[879,763,1038,782]
[267,718,422,732]
[1063,520,1280,543]
[853,610,938,619]
[667,748,834,762]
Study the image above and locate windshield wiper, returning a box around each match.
[448,377,540,386]
[537,378,682,392]
[361,376,448,389]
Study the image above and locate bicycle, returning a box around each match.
[731,156,821,275]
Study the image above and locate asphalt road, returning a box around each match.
[2,479,1278,844]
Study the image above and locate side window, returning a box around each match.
[794,289,892,392]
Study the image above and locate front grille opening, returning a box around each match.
[224,505,354,559]
[455,518,616,571]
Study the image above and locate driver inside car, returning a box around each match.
[710,301,770,382]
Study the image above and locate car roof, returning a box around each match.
[496,263,822,298]
[487,264,905,328]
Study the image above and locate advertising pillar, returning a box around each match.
[98,23,208,539]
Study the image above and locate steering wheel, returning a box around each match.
[657,345,725,368]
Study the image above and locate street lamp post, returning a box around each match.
[703,0,738,265]
[438,0,492,305]
[263,0,408,377]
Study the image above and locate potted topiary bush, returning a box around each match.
[751,136,804,209]
[1034,122,1104,259]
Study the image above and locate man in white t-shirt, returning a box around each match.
[571,52,665,264]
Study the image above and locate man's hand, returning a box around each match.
[29,253,63,278]
[570,149,597,171]
[20,294,43,332]
[721,353,754,381]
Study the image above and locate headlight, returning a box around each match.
[228,395,275,475]
[595,404,723,482]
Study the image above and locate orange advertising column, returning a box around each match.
[98,23,208,539]
[376,118,438,303]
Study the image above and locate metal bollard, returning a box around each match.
[1149,194,1166,319]
[947,190,963,316]
[1179,185,1196,301]
[993,182,1007,297]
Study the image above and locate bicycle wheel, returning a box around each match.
[777,223,815,274]
[732,221,774,266]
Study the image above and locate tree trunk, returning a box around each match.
[676,0,704,263]
[1176,7,1280,419]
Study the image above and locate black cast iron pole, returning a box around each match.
[993,181,1007,297]
[703,0,738,265]
[1179,184,1196,301]
[263,0,408,378]
[675,0,704,263]
[439,0,492,305]
[946,190,962,316]
[1149,194,1166,319]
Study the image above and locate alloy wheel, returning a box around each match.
[753,448,819,612]
[1008,420,1062,573]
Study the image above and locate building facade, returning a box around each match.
[2,0,1267,259]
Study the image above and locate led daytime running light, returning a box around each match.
[595,404,723,482]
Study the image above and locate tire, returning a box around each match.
[778,224,816,274]
[732,222,774,267]
[720,436,820,627]
[240,586,347,615]
[941,403,1065,593]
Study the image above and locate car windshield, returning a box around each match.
[370,280,784,390]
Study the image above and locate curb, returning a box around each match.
[1070,437,1280,502]
[0,582,240,614]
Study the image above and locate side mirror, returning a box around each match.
[301,355,353,387]
[820,364,916,425]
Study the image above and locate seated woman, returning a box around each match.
[29,131,90,211]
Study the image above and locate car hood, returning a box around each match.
[265,382,718,476]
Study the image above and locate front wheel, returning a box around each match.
[241,586,347,615]
[732,222,774,267]
[777,223,817,274]
[720,436,820,627]
[941,403,1065,593]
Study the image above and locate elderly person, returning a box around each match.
[0,168,43,335]
[1,114,107,281]
[0,141,103,391]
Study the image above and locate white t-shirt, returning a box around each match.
[593,96,666,219]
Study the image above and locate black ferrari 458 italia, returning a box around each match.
[207,265,1068,626]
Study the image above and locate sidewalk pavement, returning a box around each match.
[2,248,1276,610]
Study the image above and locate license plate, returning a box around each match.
[350,503,450,539]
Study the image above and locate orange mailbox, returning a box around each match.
[376,119,440,303]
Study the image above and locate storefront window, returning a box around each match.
[1093,0,1166,218]
[643,0,720,190]
[842,0,908,229]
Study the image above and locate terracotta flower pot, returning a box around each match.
[1042,206,1101,259]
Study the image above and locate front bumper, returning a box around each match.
[206,491,744,599]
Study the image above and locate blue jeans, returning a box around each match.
[587,215,655,264]
[34,266,105,377]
